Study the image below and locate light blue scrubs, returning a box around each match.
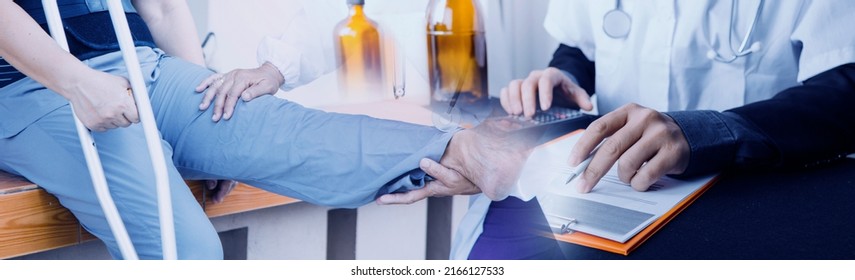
[0,48,453,259]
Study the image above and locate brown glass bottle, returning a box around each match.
[426,0,489,114]
[334,0,384,100]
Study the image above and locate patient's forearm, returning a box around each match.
[133,0,204,66]
[0,1,94,100]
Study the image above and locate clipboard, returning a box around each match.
[526,130,719,255]
[551,176,718,255]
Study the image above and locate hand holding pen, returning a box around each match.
[567,104,691,193]
[565,145,598,188]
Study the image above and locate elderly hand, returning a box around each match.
[195,62,284,121]
[569,103,690,193]
[68,70,139,131]
[500,67,593,119]
[436,117,543,201]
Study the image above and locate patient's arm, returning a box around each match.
[0,0,137,131]
[133,0,204,66]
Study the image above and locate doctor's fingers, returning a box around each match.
[569,104,637,166]
[505,79,524,115]
[629,149,682,191]
[198,75,224,111]
[195,73,223,92]
[561,80,593,111]
[221,79,250,120]
[575,119,644,193]
[595,106,690,191]
[500,87,511,113]
[520,71,544,118]
[210,78,237,122]
[240,81,278,102]
[536,67,573,112]
[616,135,661,185]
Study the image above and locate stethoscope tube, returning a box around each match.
[706,0,764,62]
[602,0,764,63]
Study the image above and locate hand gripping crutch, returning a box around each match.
[42,0,177,260]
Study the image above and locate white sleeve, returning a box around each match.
[791,0,855,82]
[543,0,596,61]
[256,3,339,91]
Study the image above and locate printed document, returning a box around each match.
[516,132,716,243]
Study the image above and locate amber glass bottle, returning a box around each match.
[334,0,384,100]
[426,0,489,114]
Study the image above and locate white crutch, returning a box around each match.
[41,0,177,260]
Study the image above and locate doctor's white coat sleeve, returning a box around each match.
[790,0,855,82]
[543,0,596,61]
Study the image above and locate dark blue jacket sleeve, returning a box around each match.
[547,44,596,109]
[548,44,595,94]
[667,63,855,177]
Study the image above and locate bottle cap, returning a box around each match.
[347,0,365,5]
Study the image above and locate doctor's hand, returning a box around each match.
[375,158,479,205]
[500,67,593,118]
[438,118,541,201]
[68,70,139,132]
[195,62,284,122]
[570,103,690,193]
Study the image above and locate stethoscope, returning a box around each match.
[603,0,764,63]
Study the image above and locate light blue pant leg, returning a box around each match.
[0,105,222,260]
[147,57,454,208]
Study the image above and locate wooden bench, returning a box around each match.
[0,170,299,259]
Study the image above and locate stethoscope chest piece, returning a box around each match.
[603,8,631,39]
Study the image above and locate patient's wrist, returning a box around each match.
[439,130,473,181]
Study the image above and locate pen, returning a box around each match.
[447,91,461,114]
[565,146,599,185]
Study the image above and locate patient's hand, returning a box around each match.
[195,62,284,121]
[377,118,541,204]
[69,70,139,131]
[437,119,540,200]
[375,158,479,205]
